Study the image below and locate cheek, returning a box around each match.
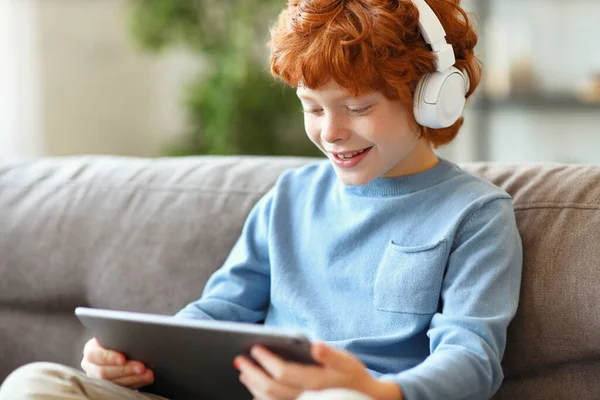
[379,119,416,146]
[304,118,320,143]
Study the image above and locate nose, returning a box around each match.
[321,113,350,144]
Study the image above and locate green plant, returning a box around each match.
[127,0,321,156]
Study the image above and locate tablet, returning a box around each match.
[75,307,316,400]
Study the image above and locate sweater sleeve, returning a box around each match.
[386,197,523,400]
[174,187,274,322]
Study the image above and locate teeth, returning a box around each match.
[337,149,365,160]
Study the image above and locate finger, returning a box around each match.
[239,373,263,400]
[236,356,301,400]
[82,359,146,380]
[239,371,300,400]
[84,340,126,366]
[112,369,154,389]
[82,338,100,360]
[250,345,319,387]
[85,350,126,367]
[311,342,364,373]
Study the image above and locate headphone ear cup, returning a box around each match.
[413,67,467,129]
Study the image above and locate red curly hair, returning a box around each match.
[269,0,481,147]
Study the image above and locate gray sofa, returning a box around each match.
[1,156,599,399]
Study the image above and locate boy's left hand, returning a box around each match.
[233,341,402,400]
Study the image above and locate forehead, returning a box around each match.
[296,80,379,101]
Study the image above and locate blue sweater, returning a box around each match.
[177,157,523,400]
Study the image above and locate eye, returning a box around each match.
[347,105,373,115]
[302,108,324,116]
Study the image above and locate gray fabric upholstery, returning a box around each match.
[1,156,599,399]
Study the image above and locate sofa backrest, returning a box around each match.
[465,162,600,399]
[1,156,599,398]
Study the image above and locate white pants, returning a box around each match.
[0,362,374,400]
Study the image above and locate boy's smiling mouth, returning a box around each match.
[329,146,373,167]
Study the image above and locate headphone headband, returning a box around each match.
[411,0,456,71]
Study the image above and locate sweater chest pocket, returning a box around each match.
[373,239,447,315]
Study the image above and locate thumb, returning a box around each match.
[311,342,363,373]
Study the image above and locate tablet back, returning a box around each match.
[75,308,315,400]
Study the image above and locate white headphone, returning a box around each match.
[411,0,469,129]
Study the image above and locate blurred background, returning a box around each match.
[1,0,599,163]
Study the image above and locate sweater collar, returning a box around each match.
[340,157,457,197]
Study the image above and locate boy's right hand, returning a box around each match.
[81,338,154,389]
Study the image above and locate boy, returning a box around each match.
[0,0,522,399]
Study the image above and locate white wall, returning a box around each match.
[38,0,202,157]
[1,0,201,158]
[0,0,43,158]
